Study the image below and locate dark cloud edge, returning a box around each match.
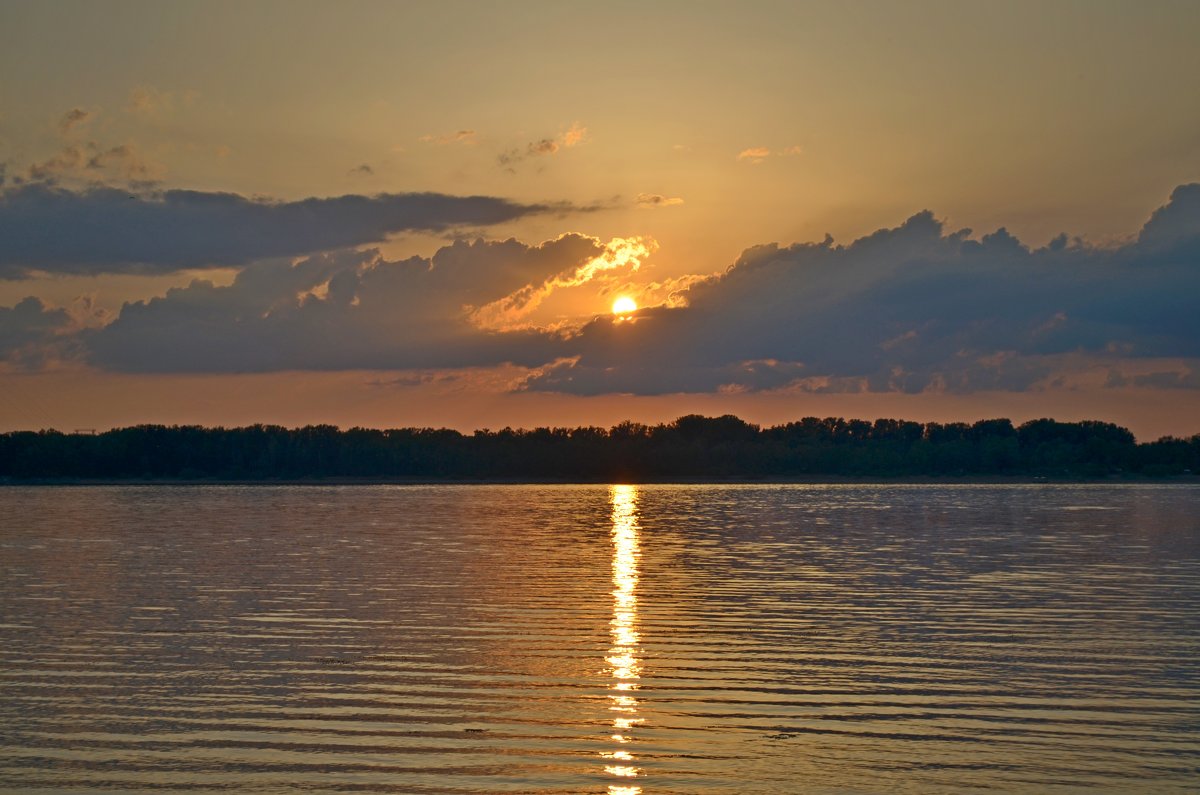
[522,182,1200,396]
[3,183,1199,398]
[0,181,592,277]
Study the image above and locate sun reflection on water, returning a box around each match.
[605,484,643,794]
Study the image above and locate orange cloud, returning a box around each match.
[737,145,803,163]
[471,235,654,329]
[561,121,587,147]
[498,122,588,168]
[737,146,771,163]
[26,140,165,184]
[636,193,684,208]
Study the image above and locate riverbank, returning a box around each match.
[4,474,1198,486]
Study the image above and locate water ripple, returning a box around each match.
[1,483,1198,793]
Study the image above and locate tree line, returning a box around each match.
[0,415,1197,481]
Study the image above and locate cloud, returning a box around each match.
[737,145,802,163]
[26,145,86,180]
[59,108,93,135]
[560,122,587,147]
[368,372,445,388]
[81,236,619,373]
[0,296,70,368]
[1104,367,1200,390]
[0,183,566,277]
[636,192,684,208]
[469,236,654,329]
[11,183,1200,397]
[1138,182,1200,249]
[21,107,168,186]
[86,143,163,181]
[498,122,588,168]
[24,140,165,185]
[348,163,374,176]
[419,129,477,145]
[737,147,771,163]
[601,272,707,310]
[524,183,1200,396]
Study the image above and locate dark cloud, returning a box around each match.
[348,164,374,176]
[59,108,93,135]
[83,235,608,373]
[0,297,70,367]
[0,183,562,277]
[1138,182,1200,250]
[498,141,555,167]
[368,372,465,388]
[526,183,1200,395]
[8,184,1199,395]
[1105,369,1200,390]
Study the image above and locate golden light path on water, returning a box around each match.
[603,485,643,795]
[2,485,1199,793]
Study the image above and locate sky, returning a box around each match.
[1,0,1199,439]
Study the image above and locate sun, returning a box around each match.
[612,296,638,315]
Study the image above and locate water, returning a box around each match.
[1,483,1198,793]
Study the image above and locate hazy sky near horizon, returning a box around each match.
[2,0,1199,438]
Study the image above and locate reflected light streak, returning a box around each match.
[604,484,643,794]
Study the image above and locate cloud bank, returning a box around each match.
[83,235,621,373]
[0,297,69,367]
[527,183,1200,395]
[0,184,560,277]
[3,184,1198,397]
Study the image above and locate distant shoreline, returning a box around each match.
[4,475,1198,487]
[4,416,1196,482]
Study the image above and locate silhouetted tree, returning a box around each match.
[0,415,1191,481]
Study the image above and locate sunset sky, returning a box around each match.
[2,0,1199,439]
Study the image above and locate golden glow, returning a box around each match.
[612,296,638,315]
[470,236,654,330]
[603,484,643,793]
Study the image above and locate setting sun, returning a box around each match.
[612,296,638,315]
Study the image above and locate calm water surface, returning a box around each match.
[1,484,1198,793]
